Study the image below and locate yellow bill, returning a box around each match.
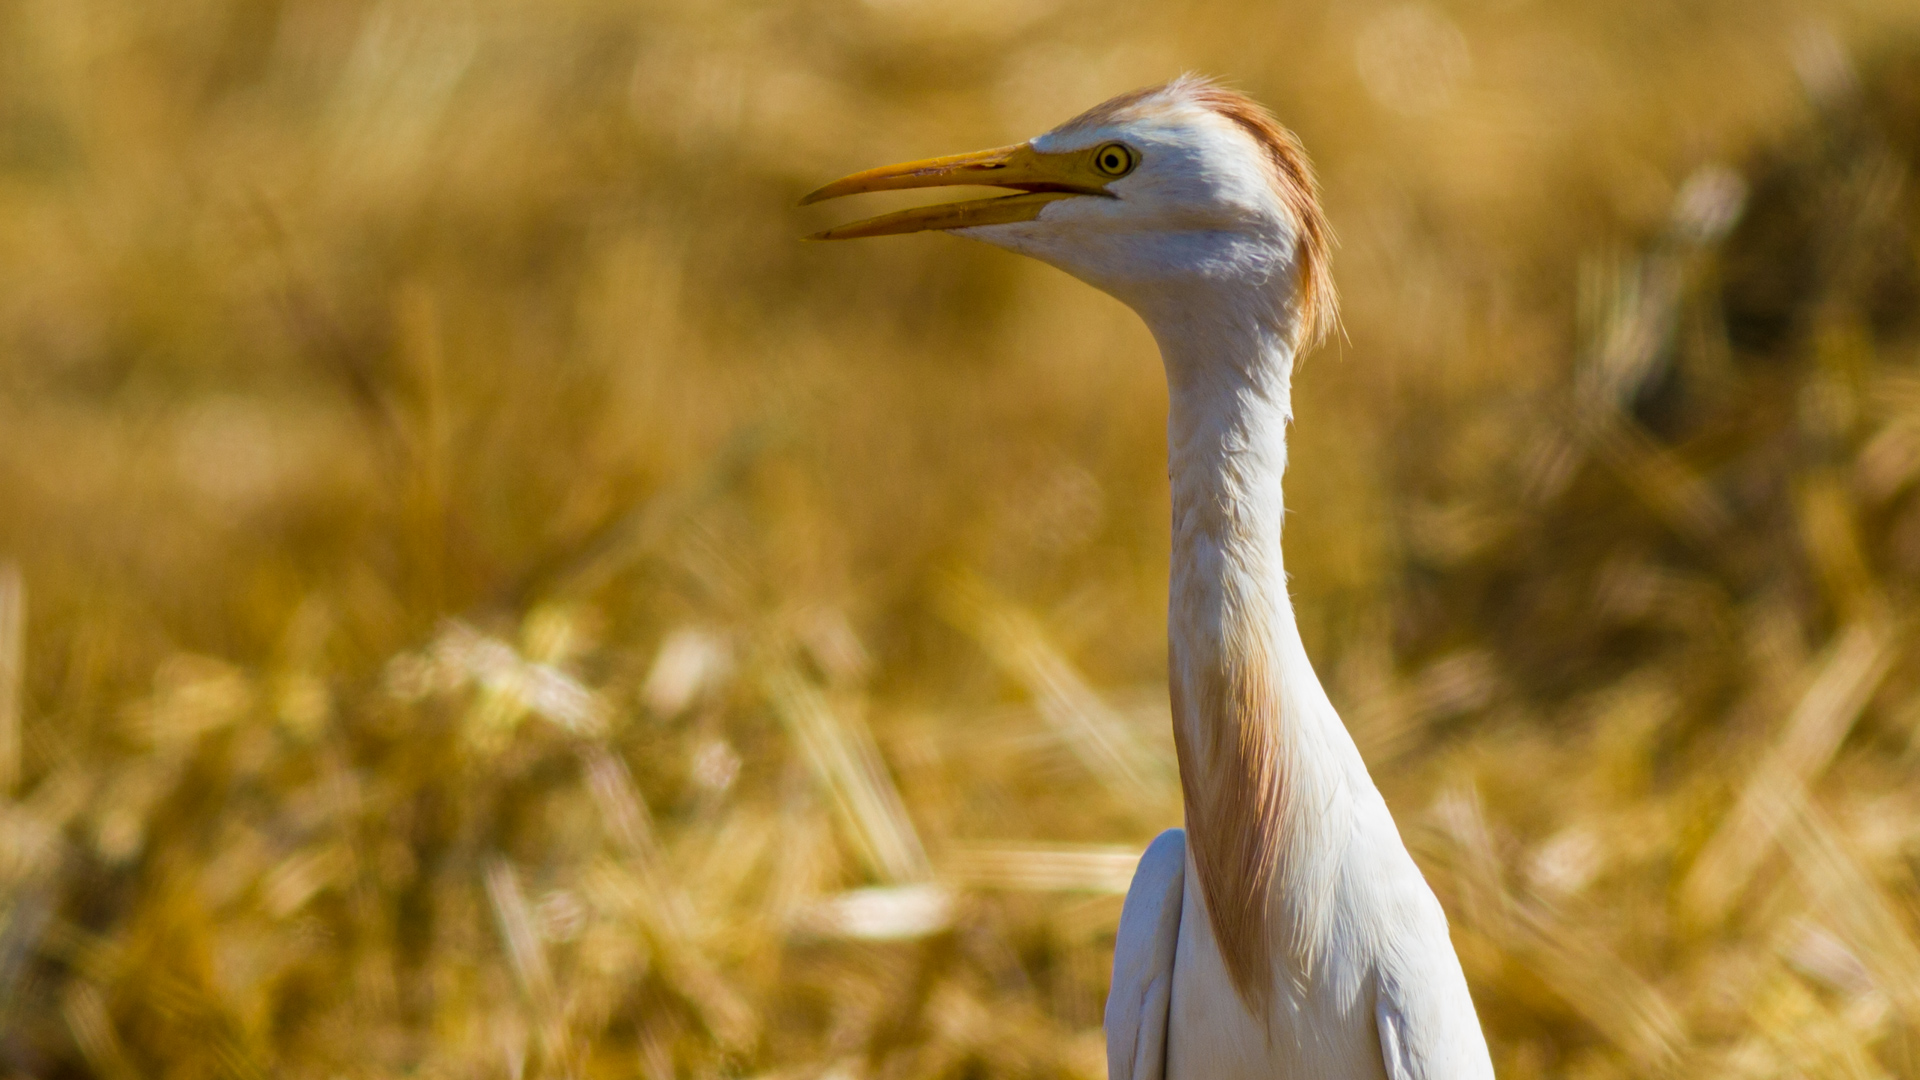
[801,142,1128,241]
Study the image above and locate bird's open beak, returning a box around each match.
[800,143,1107,241]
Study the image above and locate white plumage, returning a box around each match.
[807,75,1494,1080]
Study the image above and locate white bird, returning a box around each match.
[804,76,1494,1080]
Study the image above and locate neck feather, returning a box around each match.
[1150,295,1346,1012]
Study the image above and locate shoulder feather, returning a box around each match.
[1106,829,1187,1080]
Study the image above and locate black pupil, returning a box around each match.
[1103,152,1120,169]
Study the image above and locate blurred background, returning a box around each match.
[4,0,1920,1076]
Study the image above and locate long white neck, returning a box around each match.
[1143,287,1357,1007]
[1156,301,1296,641]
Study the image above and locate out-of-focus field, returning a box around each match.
[6,1,1920,1077]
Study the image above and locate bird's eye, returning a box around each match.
[1092,142,1138,178]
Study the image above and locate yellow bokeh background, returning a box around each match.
[4,0,1920,1076]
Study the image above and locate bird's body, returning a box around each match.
[807,76,1494,1080]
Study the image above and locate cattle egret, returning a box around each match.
[805,76,1495,1080]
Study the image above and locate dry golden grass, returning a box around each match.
[5,1,1920,1077]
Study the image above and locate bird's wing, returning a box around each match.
[1105,828,1186,1080]
[1353,787,1494,1080]
[1376,990,1419,1080]
[1372,933,1496,1080]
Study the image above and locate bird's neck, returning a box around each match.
[1148,295,1351,1006]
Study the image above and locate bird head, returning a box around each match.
[803,75,1336,348]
